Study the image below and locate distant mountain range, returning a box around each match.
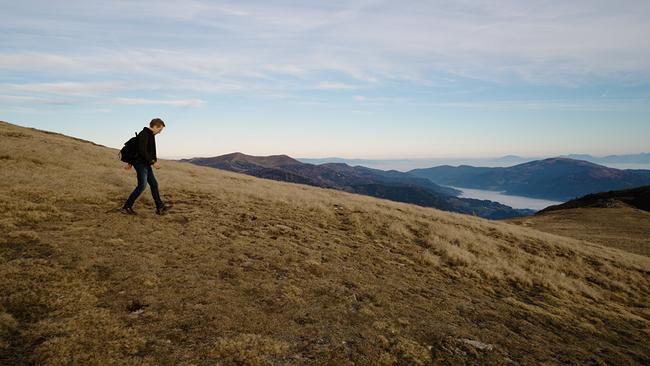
[562,153,650,165]
[494,153,650,166]
[408,158,650,201]
[297,156,532,171]
[298,153,650,171]
[182,152,534,219]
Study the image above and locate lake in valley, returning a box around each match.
[449,186,563,211]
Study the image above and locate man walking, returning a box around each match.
[121,118,172,215]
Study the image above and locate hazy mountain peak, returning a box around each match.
[185,152,302,168]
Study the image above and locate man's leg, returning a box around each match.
[146,165,164,209]
[124,163,148,208]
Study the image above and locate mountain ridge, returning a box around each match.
[408,157,650,201]
[183,153,534,219]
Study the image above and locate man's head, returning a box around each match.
[149,118,166,135]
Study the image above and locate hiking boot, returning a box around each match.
[120,206,137,215]
[156,203,172,215]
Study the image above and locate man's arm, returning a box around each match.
[152,139,157,163]
[151,138,160,168]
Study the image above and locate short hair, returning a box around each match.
[150,118,166,128]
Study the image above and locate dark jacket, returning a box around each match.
[133,127,157,165]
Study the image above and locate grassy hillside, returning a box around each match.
[1,120,649,365]
[509,207,650,257]
[538,185,650,214]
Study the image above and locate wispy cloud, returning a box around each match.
[0,94,204,108]
[313,82,359,90]
[109,97,205,107]
[2,0,649,90]
[1,0,649,118]
[0,94,83,105]
[0,81,125,95]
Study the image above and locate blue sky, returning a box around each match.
[1,0,649,159]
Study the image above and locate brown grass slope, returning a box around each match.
[0,120,649,365]
[509,207,650,257]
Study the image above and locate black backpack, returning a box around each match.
[119,132,139,164]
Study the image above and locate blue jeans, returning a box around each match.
[124,163,163,209]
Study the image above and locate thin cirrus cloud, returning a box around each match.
[0,81,125,95]
[0,95,81,106]
[0,94,205,108]
[110,98,205,108]
[0,81,204,107]
[313,82,360,90]
[2,0,649,92]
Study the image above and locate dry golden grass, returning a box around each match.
[1,120,649,365]
[509,207,650,257]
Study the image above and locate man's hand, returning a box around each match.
[123,163,132,170]
[153,162,161,170]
